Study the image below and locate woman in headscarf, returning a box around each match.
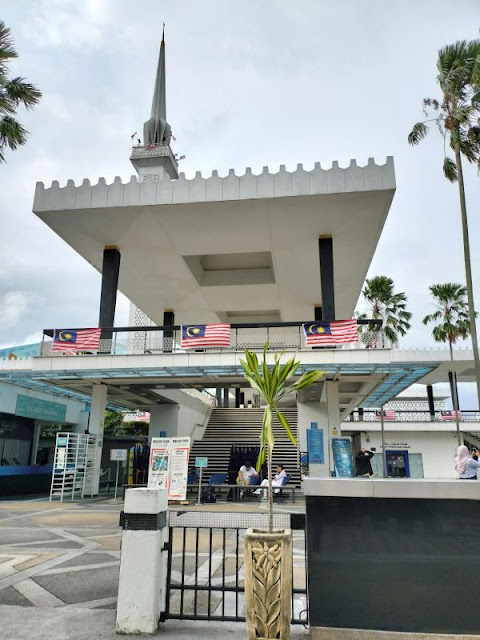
[455,445,480,479]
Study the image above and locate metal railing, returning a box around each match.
[346,409,480,423]
[162,510,307,625]
[40,320,382,357]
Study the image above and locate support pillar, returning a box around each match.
[235,388,241,408]
[163,310,174,353]
[318,237,335,321]
[89,384,107,495]
[98,247,121,346]
[326,381,340,475]
[216,388,222,408]
[30,422,41,465]
[426,385,435,421]
[223,387,230,408]
[116,488,169,634]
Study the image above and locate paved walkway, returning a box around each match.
[0,494,306,638]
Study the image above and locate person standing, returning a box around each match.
[355,448,374,477]
[455,445,480,479]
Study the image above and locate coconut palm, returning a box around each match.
[423,283,470,445]
[0,21,42,163]
[240,344,324,532]
[357,275,412,347]
[408,39,480,411]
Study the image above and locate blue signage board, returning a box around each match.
[195,457,208,468]
[307,429,324,465]
[16,394,67,423]
[332,437,354,477]
[310,422,318,430]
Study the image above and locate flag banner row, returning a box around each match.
[302,320,358,345]
[52,328,102,353]
[181,323,231,348]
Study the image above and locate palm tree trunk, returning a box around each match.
[449,340,461,446]
[454,147,480,413]
[267,444,273,533]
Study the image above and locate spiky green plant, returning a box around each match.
[240,344,324,532]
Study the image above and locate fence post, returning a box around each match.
[116,488,169,634]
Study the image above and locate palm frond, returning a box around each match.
[408,122,428,145]
[443,156,458,182]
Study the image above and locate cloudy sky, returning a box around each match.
[1,1,479,378]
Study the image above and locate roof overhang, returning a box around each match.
[33,158,395,324]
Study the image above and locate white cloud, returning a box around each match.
[0,292,33,329]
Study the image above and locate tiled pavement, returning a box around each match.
[0,495,306,611]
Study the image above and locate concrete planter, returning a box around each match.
[244,528,292,640]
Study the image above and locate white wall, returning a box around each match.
[148,389,212,441]
[359,430,458,479]
[0,380,89,430]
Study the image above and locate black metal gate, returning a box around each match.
[161,511,308,624]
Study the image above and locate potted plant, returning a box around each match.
[240,344,324,640]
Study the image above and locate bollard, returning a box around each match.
[116,488,168,634]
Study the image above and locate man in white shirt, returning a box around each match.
[236,460,259,498]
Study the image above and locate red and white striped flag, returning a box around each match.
[52,328,102,352]
[181,324,231,348]
[303,320,358,346]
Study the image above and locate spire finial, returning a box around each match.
[162,23,165,45]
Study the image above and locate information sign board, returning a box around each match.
[195,457,208,468]
[110,449,128,462]
[307,428,324,464]
[332,437,354,477]
[148,437,190,500]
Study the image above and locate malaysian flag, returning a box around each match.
[181,324,231,348]
[52,328,102,353]
[303,320,358,346]
[375,410,397,421]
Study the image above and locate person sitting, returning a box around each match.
[236,460,258,497]
[254,465,287,500]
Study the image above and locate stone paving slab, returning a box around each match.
[0,604,309,640]
[34,565,120,605]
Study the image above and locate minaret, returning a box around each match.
[130,27,179,179]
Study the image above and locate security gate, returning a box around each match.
[161,511,308,624]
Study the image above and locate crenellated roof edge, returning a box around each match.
[33,157,395,212]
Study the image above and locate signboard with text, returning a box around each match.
[16,394,67,423]
[110,449,128,462]
[307,428,324,464]
[148,437,190,500]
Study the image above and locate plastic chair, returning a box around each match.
[208,473,228,486]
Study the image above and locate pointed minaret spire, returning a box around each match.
[130,24,178,179]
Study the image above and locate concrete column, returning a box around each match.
[98,247,121,345]
[30,422,41,465]
[163,310,174,353]
[116,488,169,634]
[223,387,230,408]
[149,403,178,439]
[297,400,330,477]
[216,388,222,408]
[235,387,241,408]
[318,237,335,321]
[326,381,340,475]
[89,384,107,494]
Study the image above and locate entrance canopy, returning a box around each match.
[33,158,395,324]
[1,347,459,418]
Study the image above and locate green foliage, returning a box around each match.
[0,21,41,162]
[357,275,412,346]
[408,38,480,177]
[423,283,470,345]
[241,344,324,472]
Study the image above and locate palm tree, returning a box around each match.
[423,283,470,445]
[357,275,412,347]
[408,39,480,412]
[0,21,42,163]
[241,344,324,532]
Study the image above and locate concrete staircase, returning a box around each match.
[189,408,300,487]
